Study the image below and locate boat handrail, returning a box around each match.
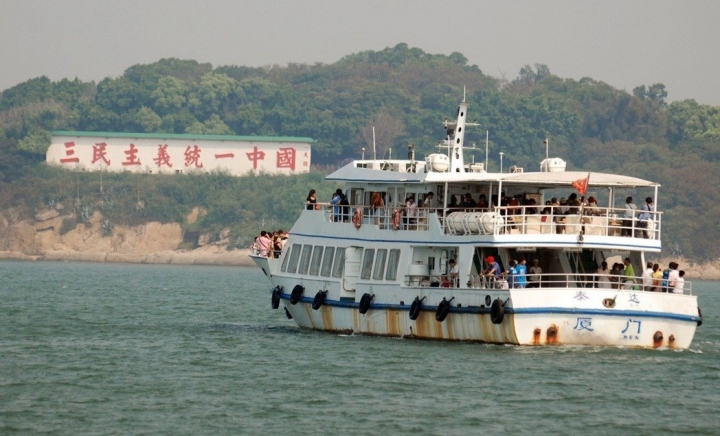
[404,272,690,295]
[311,202,662,241]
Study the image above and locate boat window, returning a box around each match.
[331,248,346,278]
[361,249,375,280]
[320,247,335,277]
[373,249,387,280]
[297,245,313,275]
[286,244,302,274]
[309,246,323,276]
[386,249,401,280]
[280,246,291,272]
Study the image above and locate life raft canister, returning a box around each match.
[435,298,451,322]
[289,285,304,305]
[312,290,327,310]
[271,286,282,309]
[409,296,424,320]
[392,209,401,230]
[353,208,362,229]
[359,293,374,314]
[490,298,505,324]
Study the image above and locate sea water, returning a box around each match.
[1,261,718,435]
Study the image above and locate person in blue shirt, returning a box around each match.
[330,189,343,222]
[515,256,528,288]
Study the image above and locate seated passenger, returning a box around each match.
[461,193,476,208]
[586,196,602,215]
[477,194,489,210]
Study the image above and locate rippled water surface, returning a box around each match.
[1,261,719,435]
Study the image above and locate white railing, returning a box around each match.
[403,272,691,294]
[312,203,662,241]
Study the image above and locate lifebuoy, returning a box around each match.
[359,293,374,314]
[490,298,505,324]
[409,296,424,320]
[271,286,282,309]
[392,209,401,230]
[435,298,451,322]
[312,290,327,310]
[289,285,304,305]
[353,208,362,229]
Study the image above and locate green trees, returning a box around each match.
[1,45,720,259]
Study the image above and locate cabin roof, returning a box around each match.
[327,162,659,188]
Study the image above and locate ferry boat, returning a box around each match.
[251,95,702,349]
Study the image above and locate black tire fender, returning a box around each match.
[312,290,327,310]
[698,307,703,327]
[490,298,505,324]
[435,298,451,322]
[409,296,423,320]
[359,293,374,314]
[289,285,304,305]
[271,286,282,309]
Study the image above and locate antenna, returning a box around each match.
[485,130,489,172]
[544,138,549,161]
[372,126,377,161]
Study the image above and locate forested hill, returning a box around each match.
[1,43,720,259]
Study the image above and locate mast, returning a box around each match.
[448,94,468,173]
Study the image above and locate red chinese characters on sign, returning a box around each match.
[60,141,80,164]
[184,145,204,168]
[154,144,173,168]
[246,146,265,170]
[122,143,141,166]
[276,147,296,170]
[214,153,235,159]
[91,142,111,165]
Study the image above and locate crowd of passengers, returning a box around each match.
[252,229,289,258]
[463,255,685,293]
[303,188,656,239]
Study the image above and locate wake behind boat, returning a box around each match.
[251,94,702,349]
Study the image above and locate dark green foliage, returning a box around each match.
[1,45,720,259]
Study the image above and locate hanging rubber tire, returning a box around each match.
[490,298,505,324]
[359,293,374,314]
[698,307,703,327]
[312,290,327,310]
[271,286,282,309]
[409,297,423,320]
[289,285,304,305]
[284,307,293,319]
[435,298,451,322]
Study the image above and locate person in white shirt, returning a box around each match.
[668,262,680,292]
[673,270,686,294]
[528,259,543,288]
[642,261,654,291]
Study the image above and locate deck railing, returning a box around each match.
[315,203,661,240]
[403,272,691,295]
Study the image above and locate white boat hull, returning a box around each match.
[273,286,699,349]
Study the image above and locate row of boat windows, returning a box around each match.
[280,244,401,281]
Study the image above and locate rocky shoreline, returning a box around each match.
[1,207,718,278]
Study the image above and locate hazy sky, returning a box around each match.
[2,0,719,105]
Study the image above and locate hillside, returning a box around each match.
[1,43,720,260]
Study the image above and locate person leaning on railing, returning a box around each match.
[637,197,655,238]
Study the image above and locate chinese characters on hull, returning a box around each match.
[57,141,305,172]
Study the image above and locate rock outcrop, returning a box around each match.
[0,209,254,267]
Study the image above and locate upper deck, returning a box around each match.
[309,201,662,252]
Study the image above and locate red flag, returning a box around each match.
[572,174,590,196]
